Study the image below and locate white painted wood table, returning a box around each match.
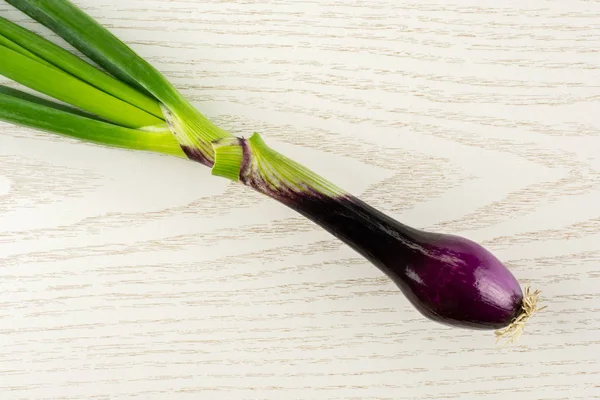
[1,1,599,399]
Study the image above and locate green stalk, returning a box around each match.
[0,16,163,119]
[212,134,345,198]
[0,85,185,157]
[6,0,232,164]
[0,44,164,129]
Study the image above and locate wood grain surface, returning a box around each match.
[1,1,599,399]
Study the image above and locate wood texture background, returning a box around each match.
[1,1,599,399]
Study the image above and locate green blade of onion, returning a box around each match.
[0,28,54,67]
[0,16,163,119]
[3,0,186,109]
[5,0,159,97]
[5,0,233,164]
[0,84,103,120]
[0,44,164,129]
[0,85,185,157]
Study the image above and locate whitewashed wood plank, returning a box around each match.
[0,1,599,399]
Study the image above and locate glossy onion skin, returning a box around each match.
[283,193,524,330]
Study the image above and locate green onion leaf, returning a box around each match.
[0,44,164,129]
[6,0,187,109]
[0,85,185,157]
[6,0,233,163]
[0,16,164,119]
[0,84,102,120]
[0,29,54,67]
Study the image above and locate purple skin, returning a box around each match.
[180,145,214,168]
[273,192,524,330]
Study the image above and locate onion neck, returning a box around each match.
[211,133,427,278]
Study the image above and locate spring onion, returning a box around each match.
[0,0,545,344]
